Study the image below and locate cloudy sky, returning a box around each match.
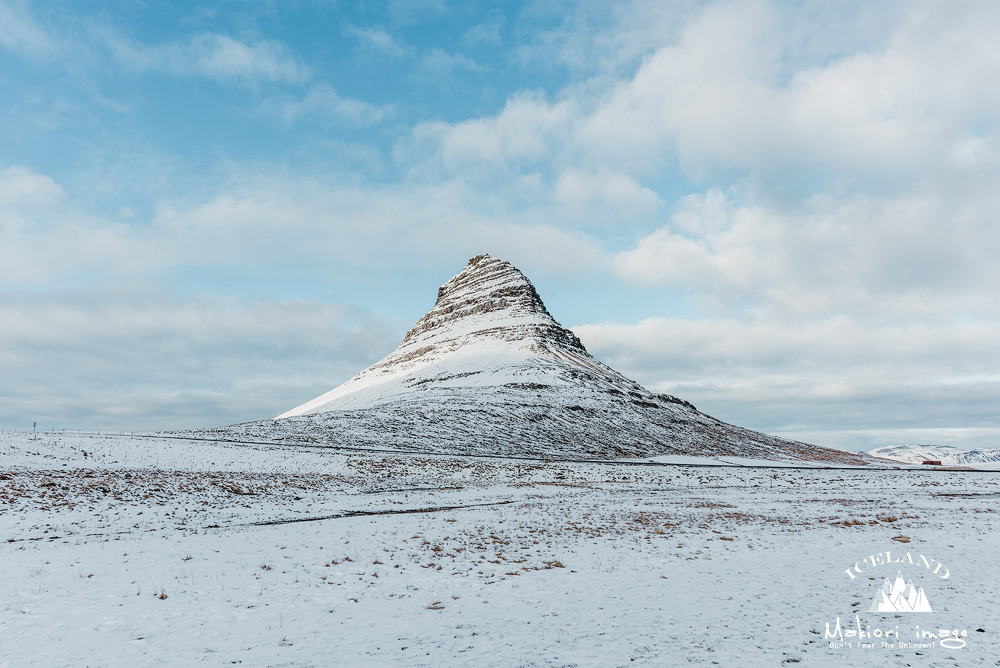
[1,0,998,451]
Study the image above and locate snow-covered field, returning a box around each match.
[2,430,998,666]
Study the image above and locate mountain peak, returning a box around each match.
[400,254,583,352]
[276,254,595,418]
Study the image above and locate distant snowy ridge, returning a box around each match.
[198,254,874,465]
[869,444,1000,466]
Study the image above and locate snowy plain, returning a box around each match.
[2,430,998,667]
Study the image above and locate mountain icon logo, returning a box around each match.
[869,571,933,612]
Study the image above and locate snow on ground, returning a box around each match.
[2,430,999,666]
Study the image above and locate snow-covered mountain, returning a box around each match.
[869,444,1000,466]
[275,252,628,417]
[202,254,873,464]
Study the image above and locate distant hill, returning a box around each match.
[869,444,1000,466]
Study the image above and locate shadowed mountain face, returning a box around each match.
[205,254,872,464]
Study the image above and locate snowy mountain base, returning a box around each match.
[2,431,998,666]
[199,389,876,464]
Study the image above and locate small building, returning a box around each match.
[922,460,942,465]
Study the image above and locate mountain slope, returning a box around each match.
[205,254,873,464]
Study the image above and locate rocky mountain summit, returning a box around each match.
[206,254,872,464]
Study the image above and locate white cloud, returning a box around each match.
[405,91,576,177]
[0,0,57,58]
[0,166,68,267]
[420,48,488,77]
[343,24,410,60]
[0,163,605,291]
[573,314,1000,450]
[554,168,663,226]
[269,82,394,125]
[611,190,770,300]
[471,1,1000,189]
[515,0,698,78]
[0,165,64,207]
[0,287,401,430]
[577,0,1000,182]
[464,9,505,46]
[612,185,1000,320]
[103,30,309,84]
[397,1,1000,312]
[343,26,486,79]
